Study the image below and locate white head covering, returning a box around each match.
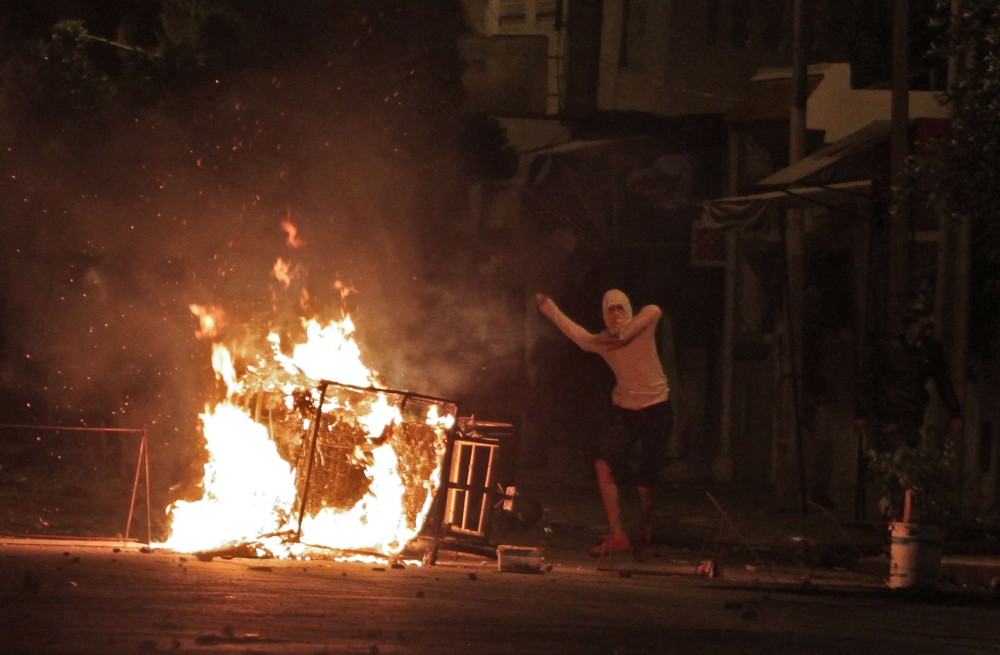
[602,289,633,329]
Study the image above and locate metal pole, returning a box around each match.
[714,231,737,482]
[296,381,329,541]
[0,424,144,433]
[316,379,456,406]
[125,435,144,541]
[144,432,152,545]
[889,0,911,332]
[789,0,808,164]
[787,0,809,519]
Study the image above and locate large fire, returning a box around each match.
[158,279,454,560]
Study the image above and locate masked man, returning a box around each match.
[537,289,672,562]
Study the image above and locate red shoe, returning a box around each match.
[590,534,631,556]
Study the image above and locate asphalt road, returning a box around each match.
[1,543,998,655]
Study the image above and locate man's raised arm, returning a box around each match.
[536,293,600,352]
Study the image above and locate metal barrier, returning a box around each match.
[0,424,151,545]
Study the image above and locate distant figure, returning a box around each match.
[537,289,672,562]
[854,301,963,454]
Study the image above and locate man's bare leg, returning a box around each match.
[633,486,655,561]
[595,460,628,539]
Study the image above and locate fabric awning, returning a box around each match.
[754,121,891,188]
[691,181,871,266]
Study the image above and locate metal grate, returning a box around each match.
[436,418,516,544]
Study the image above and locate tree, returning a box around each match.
[897,1,1000,357]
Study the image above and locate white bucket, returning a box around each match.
[888,522,942,589]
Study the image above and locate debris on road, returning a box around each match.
[696,560,721,578]
[497,545,543,574]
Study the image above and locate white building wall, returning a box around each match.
[755,63,952,143]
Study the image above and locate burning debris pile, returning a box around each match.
[158,309,455,561]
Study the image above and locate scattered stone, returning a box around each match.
[140,547,152,554]
[195,553,214,562]
[467,573,477,581]
[69,556,80,564]
[545,564,554,572]
[341,572,347,577]
[415,590,425,599]
[391,562,405,570]
[113,548,121,554]
[372,567,386,572]
[62,552,70,557]
[249,566,273,572]
[178,557,187,562]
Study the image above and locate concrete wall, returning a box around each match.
[801,63,952,143]
[459,35,550,115]
[598,0,787,117]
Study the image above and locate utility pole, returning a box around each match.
[784,0,809,518]
[889,0,911,332]
[950,7,972,491]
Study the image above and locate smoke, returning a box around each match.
[0,21,528,487]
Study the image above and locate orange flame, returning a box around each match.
[272,257,302,289]
[189,304,225,340]
[159,302,453,561]
[280,208,305,248]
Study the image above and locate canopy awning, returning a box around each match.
[692,180,871,266]
[755,121,891,188]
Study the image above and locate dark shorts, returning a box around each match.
[598,400,673,488]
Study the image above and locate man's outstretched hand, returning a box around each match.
[536,293,551,310]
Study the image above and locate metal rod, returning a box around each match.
[144,432,152,545]
[0,424,145,433]
[705,492,778,584]
[479,446,497,534]
[316,380,456,406]
[125,435,144,540]
[807,499,864,559]
[296,381,329,541]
